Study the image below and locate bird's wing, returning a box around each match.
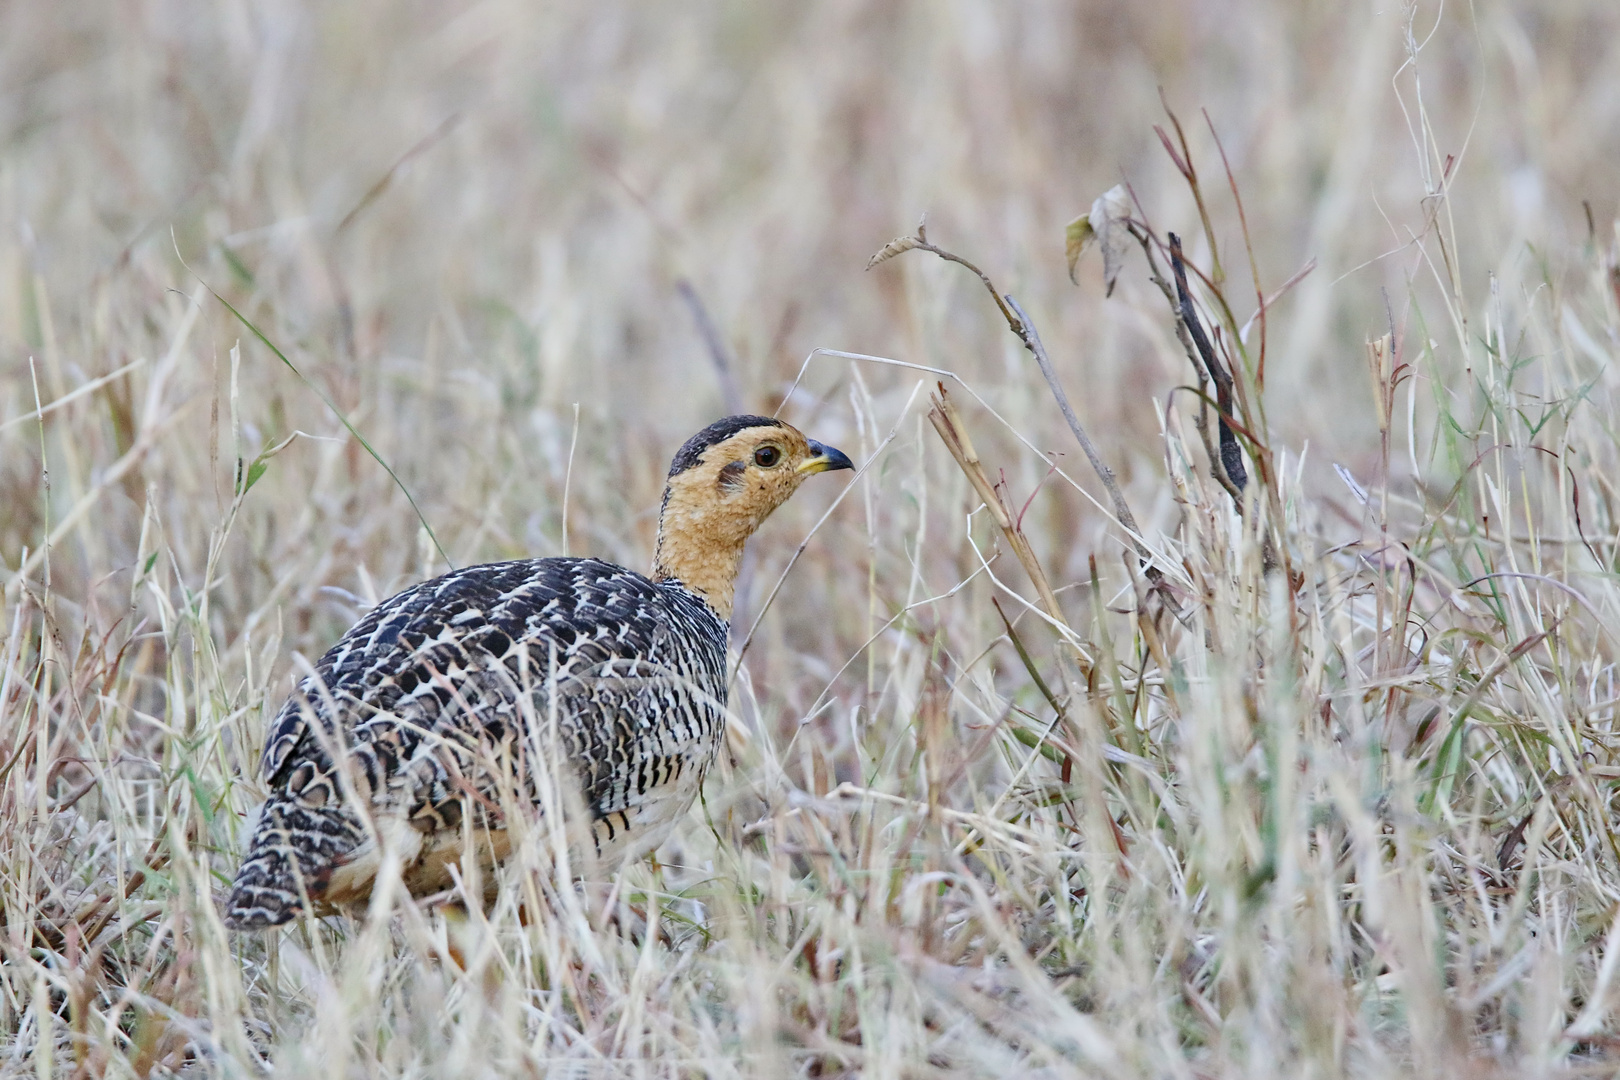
[258,559,568,788]
[256,559,725,821]
[389,649,725,831]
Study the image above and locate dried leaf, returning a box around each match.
[866,234,923,270]
[1092,184,1131,297]
[1064,214,1096,284]
[1064,185,1130,293]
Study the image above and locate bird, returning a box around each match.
[223,414,853,929]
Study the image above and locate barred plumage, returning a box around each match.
[225,416,852,929]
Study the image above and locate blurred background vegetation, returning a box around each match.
[4,2,1620,1076]
[5,2,1615,581]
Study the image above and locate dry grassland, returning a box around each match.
[4,1,1620,1076]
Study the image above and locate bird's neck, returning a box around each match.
[652,494,747,621]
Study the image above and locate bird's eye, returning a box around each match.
[753,445,782,468]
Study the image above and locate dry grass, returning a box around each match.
[5,1,1620,1076]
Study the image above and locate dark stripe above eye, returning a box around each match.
[667,414,783,476]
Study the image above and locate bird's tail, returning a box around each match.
[224,797,365,929]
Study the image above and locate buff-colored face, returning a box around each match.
[698,425,847,522]
[653,417,853,616]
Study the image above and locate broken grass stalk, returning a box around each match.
[927,385,1066,633]
[871,227,1161,585]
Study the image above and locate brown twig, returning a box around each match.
[1204,109,1269,390]
[1154,92,1222,288]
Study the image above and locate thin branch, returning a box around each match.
[1002,295,1158,579]
[1155,90,1222,287]
[1170,232,1247,497]
[1204,109,1267,388]
[1121,213,1229,499]
[868,230,1025,336]
[870,228,1160,582]
[927,385,1067,630]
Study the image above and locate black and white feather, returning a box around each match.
[224,558,729,929]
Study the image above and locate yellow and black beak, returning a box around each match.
[798,440,856,475]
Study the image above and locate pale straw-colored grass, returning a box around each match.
[3,2,1620,1076]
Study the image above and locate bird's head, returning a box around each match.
[653,414,854,617]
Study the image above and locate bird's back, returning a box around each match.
[225,557,730,928]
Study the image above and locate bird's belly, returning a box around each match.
[320,768,708,907]
[589,768,707,863]
[403,827,512,897]
[319,813,428,905]
[321,819,512,905]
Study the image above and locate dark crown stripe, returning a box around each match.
[667,414,783,477]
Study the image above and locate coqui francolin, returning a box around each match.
[225,415,853,929]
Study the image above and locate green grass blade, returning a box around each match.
[177,239,454,571]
